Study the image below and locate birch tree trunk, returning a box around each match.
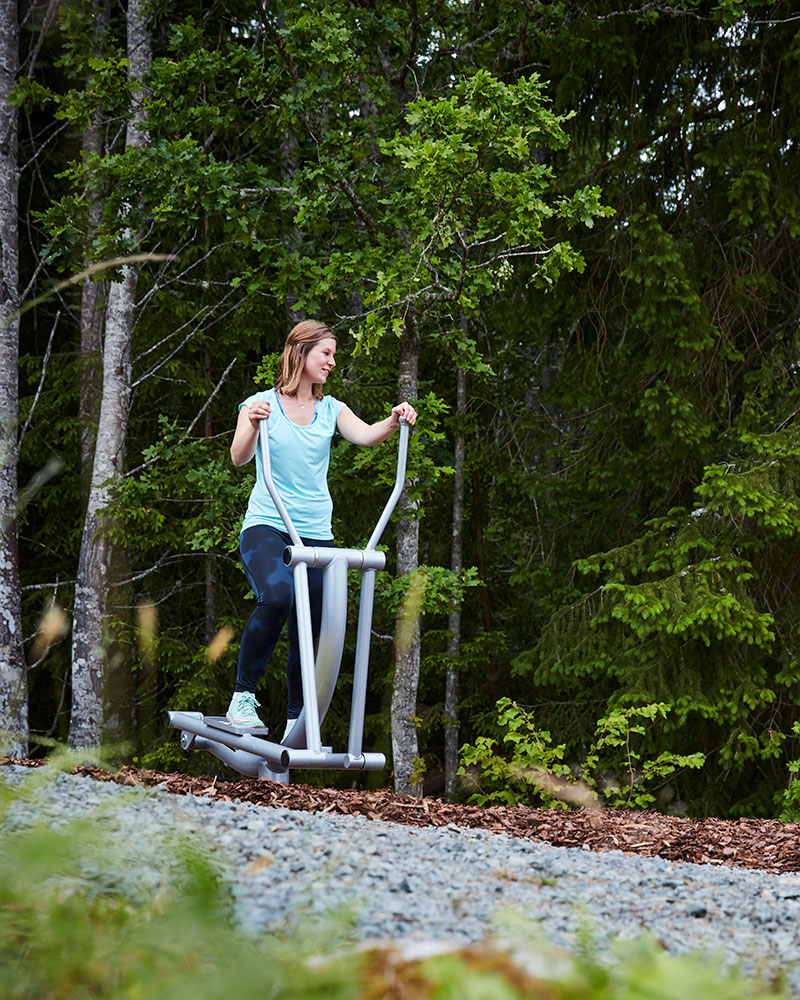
[69,0,151,749]
[80,0,110,499]
[0,0,27,758]
[444,363,466,796]
[391,316,421,796]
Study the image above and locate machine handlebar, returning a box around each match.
[258,414,410,549]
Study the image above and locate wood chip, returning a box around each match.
[3,760,796,875]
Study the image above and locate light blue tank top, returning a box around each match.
[239,389,346,540]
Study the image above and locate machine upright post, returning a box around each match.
[348,568,376,760]
[259,418,323,752]
[366,421,410,552]
[259,420,302,547]
[292,561,322,754]
[348,420,409,761]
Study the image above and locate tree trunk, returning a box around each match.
[203,343,217,643]
[79,0,110,500]
[199,215,217,646]
[391,315,421,796]
[0,0,27,758]
[69,0,151,749]
[70,267,136,748]
[444,363,466,797]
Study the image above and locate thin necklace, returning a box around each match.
[281,389,311,408]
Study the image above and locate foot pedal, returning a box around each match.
[204,715,270,737]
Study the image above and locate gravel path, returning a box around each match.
[3,766,800,992]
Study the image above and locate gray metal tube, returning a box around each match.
[344,425,409,756]
[168,711,290,768]
[258,760,290,782]
[292,561,322,753]
[317,557,348,708]
[168,714,385,773]
[348,568,376,759]
[285,749,386,770]
[283,556,348,750]
[258,420,302,546]
[184,738,382,774]
[366,419,410,551]
[190,736,266,777]
[283,546,385,571]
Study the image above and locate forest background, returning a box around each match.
[1,0,799,820]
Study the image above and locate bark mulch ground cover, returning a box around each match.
[4,758,799,875]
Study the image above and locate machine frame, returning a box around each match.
[168,415,410,782]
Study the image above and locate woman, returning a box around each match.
[228,319,417,734]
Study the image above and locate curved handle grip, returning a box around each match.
[259,412,410,551]
[258,418,302,546]
[365,417,410,551]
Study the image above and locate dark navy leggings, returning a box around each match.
[236,525,334,717]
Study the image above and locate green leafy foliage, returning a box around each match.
[13,0,800,816]
[778,722,800,823]
[458,698,571,808]
[459,698,705,811]
[525,419,800,814]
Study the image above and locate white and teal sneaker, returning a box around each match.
[281,717,298,742]
[226,691,264,728]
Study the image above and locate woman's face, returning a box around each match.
[303,337,337,384]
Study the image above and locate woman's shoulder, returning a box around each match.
[240,387,275,410]
[321,393,346,415]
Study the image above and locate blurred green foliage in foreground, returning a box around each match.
[0,760,790,999]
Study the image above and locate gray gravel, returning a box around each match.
[3,766,799,991]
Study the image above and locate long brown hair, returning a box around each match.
[274,320,336,400]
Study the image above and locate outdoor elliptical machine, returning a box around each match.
[168,415,410,783]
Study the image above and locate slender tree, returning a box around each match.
[79,0,110,499]
[444,360,466,796]
[391,318,421,795]
[0,0,26,757]
[70,0,152,748]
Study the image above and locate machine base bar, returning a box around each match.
[284,750,386,770]
[168,712,385,776]
[188,735,282,778]
[169,711,289,768]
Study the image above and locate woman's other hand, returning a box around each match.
[231,400,272,466]
[247,400,271,429]
[391,402,417,427]
[337,400,417,446]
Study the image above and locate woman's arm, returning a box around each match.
[336,401,417,447]
[230,399,272,466]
